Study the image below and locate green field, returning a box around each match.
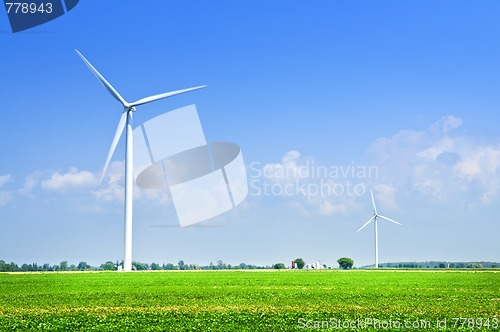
[0,270,498,331]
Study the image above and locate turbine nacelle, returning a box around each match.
[357,189,401,232]
[75,49,206,185]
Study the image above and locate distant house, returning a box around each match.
[305,262,323,269]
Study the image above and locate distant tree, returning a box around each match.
[439,263,446,269]
[7,262,19,272]
[77,261,90,271]
[100,261,116,271]
[273,263,286,269]
[294,258,305,269]
[238,263,248,269]
[337,257,354,270]
[59,261,68,271]
[467,263,484,269]
[492,264,497,268]
[178,260,185,270]
[449,263,455,268]
[132,262,148,270]
[0,262,8,272]
[163,263,175,270]
[150,263,161,271]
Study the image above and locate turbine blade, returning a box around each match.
[357,215,376,232]
[100,111,127,185]
[129,85,206,107]
[378,214,402,226]
[371,189,378,215]
[75,49,127,107]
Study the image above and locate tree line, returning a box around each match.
[0,258,355,272]
[375,261,498,269]
[2,259,495,272]
[0,259,271,272]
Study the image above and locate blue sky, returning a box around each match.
[1,1,500,267]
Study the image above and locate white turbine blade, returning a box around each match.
[370,189,378,215]
[100,111,127,185]
[378,214,402,226]
[129,85,206,107]
[357,215,376,232]
[75,49,128,107]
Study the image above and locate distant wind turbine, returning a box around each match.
[76,50,206,271]
[357,189,401,268]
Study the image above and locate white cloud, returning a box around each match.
[19,171,43,195]
[1,160,172,214]
[92,183,124,202]
[41,167,98,192]
[92,161,124,202]
[369,115,500,205]
[434,115,463,134]
[91,161,170,205]
[452,145,500,204]
[373,184,398,211]
[0,174,12,188]
[103,161,125,185]
[262,150,308,182]
[253,151,369,216]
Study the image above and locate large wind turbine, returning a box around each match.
[357,189,401,268]
[76,50,205,271]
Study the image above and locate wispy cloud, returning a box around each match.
[41,167,98,192]
[0,174,12,188]
[92,161,124,202]
[19,171,43,196]
[5,115,500,216]
[369,115,500,205]
[2,160,170,213]
[248,115,500,216]
[250,150,371,216]
[91,161,171,205]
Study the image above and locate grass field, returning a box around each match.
[0,270,498,331]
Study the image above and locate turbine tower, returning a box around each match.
[357,189,401,268]
[76,50,205,271]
